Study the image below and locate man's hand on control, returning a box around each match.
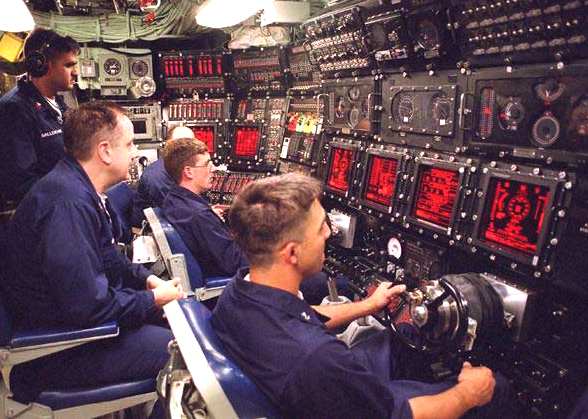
[152,277,185,306]
[146,274,165,290]
[211,204,229,220]
[367,281,406,313]
[455,362,496,408]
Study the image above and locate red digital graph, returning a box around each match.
[191,126,215,153]
[234,126,260,158]
[364,156,399,206]
[327,147,354,192]
[412,166,460,229]
[479,178,550,255]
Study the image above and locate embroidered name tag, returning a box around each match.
[40,128,63,138]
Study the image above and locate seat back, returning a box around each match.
[152,208,205,289]
[0,290,12,347]
[166,299,281,418]
[106,182,137,244]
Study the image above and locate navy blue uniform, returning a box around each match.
[569,388,588,419]
[212,269,514,419]
[0,78,67,202]
[162,184,248,278]
[133,159,175,226]
[4,156,171,409]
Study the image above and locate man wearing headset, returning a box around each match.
[0,28,79,204]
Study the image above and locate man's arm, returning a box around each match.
[313,282,406,329]
[0,101,41,200]
[408,362,496,419]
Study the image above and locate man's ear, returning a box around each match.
[278,241,298,266]
[182,165,194,181]
[96,140,112,164]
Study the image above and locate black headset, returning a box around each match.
[24,32,59,78]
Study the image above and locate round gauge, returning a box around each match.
[532,112,560,147]
[387,237,402,260]
[396,94,415,124]
[335,97,346,119]
[415,19,440,52]
[570,98,588,137]
[131,59,149,77]
[103,58,122,76]
[506,194,531,222]
[499,98,525,131]
[430,95,452,126]
[534,78,565,103]
[348,106,361,128]
[347,86,361,101]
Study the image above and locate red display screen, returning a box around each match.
[191,126,215,153]
[234,126,260,158]
[478,178,551,255]
[327,147,354,192]
[363,155,399,206]
[412,166,460,229]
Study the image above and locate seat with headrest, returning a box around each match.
[163,298,281,418]
[144,207,232,300]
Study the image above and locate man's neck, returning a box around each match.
[79,159,113,195]
[249,264,302,297]
[31,77,56,100]
[179,180,204,196]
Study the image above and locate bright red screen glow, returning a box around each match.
[479,178,550,255]
[327,147,354,192]
[412,166,460,229]
[234,126,260,158]
[191,126,215,153]
[364,156,399,206]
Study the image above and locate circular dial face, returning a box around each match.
[415,19,440,51]
[534,78,565,103]
[532,112,560,147]
[131,59,149,77]
[335,97,346,119]
[395,94,415,124]
[347,86,361,101]
[499,98,525,131]
[387,237,402,259]
[348,106,361,128]
[570,98,588,137]
[430,94,452,126]
[103,58,122,76]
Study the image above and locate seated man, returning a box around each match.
[3,102,183,417]
[161,138,248,279]
[212,173,513,419]
[132,125,196,226]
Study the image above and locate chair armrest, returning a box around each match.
[205,276,232,289]
[10,322,119,349]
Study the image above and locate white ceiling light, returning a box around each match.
[0,0,35,32]
[195,0,271,29]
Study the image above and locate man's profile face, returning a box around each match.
[297,199,331,277]
[47,51,78,91]
[110,115,136,183]
[192,152,214,192]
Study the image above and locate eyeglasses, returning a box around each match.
[191,158,214,169]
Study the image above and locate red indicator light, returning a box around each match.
[479,178,550,255]
[412,166,460,229]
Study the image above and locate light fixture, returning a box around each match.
[0,0,35,33]
[195,0,270,29]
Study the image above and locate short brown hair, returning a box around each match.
[24,28,79,62]
[63,101,126,161]
[163,138,208,183]
[229,173,322,267]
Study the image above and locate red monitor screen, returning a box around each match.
[478,178,550,255]
[327,147,355,193]
[234,126,260,158]
[363,155,399,206]
[412,166,460,229]
[191,126,215,153]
